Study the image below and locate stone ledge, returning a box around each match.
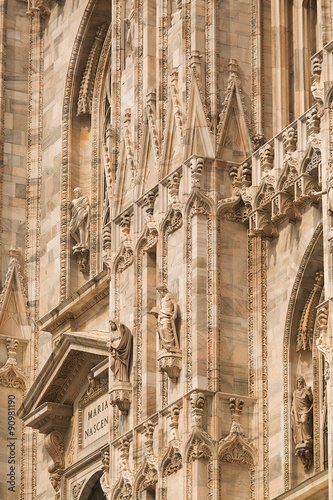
[37,269,108,334]
[273,470,328,500]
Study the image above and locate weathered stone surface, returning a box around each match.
[0,0,332,498]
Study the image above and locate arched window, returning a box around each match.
[86,479,106,500]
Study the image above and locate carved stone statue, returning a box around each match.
[109,320,132,383]
[291,376,313,469]
[69,187,90,248]
[153,284,179,351]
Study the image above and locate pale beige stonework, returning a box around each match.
[0,0,332,498]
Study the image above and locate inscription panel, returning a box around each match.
[83,394,109,448]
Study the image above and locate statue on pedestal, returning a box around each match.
[69,187,90,247]
[151,284,179,351]
[150,284,181,382]
[291,376,313,469]
[69,187,90,272]
[109,320,132,383]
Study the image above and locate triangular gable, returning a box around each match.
[184,76,215,159]
[160,97,183,178]
[135,120,158,199]
[0,255,30,338]
[217,60,252,161]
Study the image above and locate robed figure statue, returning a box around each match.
[109,320,132,382]
[291,376,313,469]
[69,187,90,247]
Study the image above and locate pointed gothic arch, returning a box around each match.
[282,223,324,489]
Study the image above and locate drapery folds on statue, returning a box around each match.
[291,376,313,470]
[109,320,132,382]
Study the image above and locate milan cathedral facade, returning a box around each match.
[0,0,332,498]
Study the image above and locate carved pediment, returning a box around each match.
[218,433,256,465]
[114,241,134,274]
[185,427,215,462]
[218,397,257,466]
[135,458,158,493]
[254,175,275,210]
[160,442,183,476]
[185,76,215,159]
[18,331,108,421]
[161,205,183,235]
[301,145,321,177]
[0,253,30,338]
[277,161,299,194]
[217,59,253,161]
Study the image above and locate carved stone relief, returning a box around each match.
[0,338,27,391]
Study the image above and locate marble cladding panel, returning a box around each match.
[219,220,248,395]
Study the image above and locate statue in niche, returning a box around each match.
[291,376,313,469]
[150,284,179,351]
[69,187,90,248]
[109,320,132,382]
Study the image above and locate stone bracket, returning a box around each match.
[110,382,132,415]
[158,350,182,383]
